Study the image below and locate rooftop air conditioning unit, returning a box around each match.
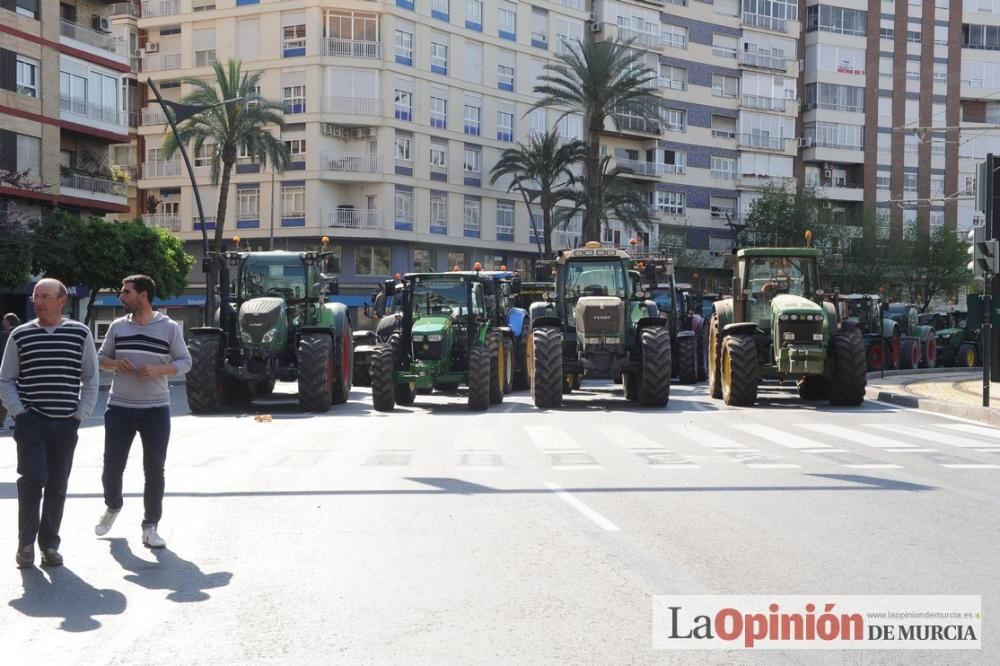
[798,137,813,148]
[364,127,377,138]
[823,169,832,178]
[92,15,111,33]
[145,42,159,53]
[591,22,602,33]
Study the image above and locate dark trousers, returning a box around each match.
[102,405,171,527]
[15,411,80,549]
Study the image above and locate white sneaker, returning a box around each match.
[94,508,121,536]
[142,525,166,549]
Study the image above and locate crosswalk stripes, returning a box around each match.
[594,425,700,469]
[867,424,990,449]
[934,423,1000,439]
[454,427,503,471]
[731,424,834,449]
[524,425,600,470]
[797,423,918,449]
[662,423,749,449]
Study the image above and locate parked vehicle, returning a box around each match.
[837,294,900,371]
[919,311,978,368]
[636,258,707,384]
[352,279,403,386]
[886,303,937,369]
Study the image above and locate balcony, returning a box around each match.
[142,0,180,18]
[737,51,788,72]
[59,18,123,57]
[611,114,660,135]
[321,96,381,116]
[141,52,182,72]
[737,133,786,151]
[323,153,381,174]
[740,94,790,113]
[738,174,795,189]
[819,184,865,202]
[320,39,382,59]
[142,161,182,178]
[324,208,382,230]
[141,107,168,126]
[142,214,181,231]
[741,12,787,34]
[60,95,129,130]
[108,3,139,17]
[615,27,660,50]
[614,158,660,178]
[113,164,138,180]
[60,172,128,203]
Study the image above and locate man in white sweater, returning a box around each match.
[95,275,191,549]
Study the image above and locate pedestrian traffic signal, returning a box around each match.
[968,225,985,272]
[977,239,999,274]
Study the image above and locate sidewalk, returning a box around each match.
[865,368,1000,427]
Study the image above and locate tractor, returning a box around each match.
[707,245,867,406]
[918,312,978,368]
[185,243,353,413]
[837,294,901,371]
[369,270,507,411]
[480,270,529,391]
[886,303,937,369]
[635,257,706,384]
[527,242,672,408]
[352,278,403,386]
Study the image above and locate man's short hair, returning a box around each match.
[3,313,20,327]
[123,274,157,302]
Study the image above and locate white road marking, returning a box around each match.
[745,463,802,469]
[732,424,833,449]
[545,482,620,531]
[868,424,994,449]
[800,423,916,449]
[525,425,600,469]
[843,463,903,469]
[933,423,1000,441]
[664,423,749,449]
[975,448,1000,453]
[596,424,701,468]
[884,448,938,453]
[941,464,1000,469]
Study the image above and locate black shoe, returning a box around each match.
[40,548,63,567]
[15,544,34,568]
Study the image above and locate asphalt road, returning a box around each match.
[1,382,997,665]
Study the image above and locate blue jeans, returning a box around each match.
[15,410,80,549]
[102,405,171,527]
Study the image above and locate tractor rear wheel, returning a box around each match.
[721,334,758,406]
[919,337,937,369]
[512,335,530,390]
[502,337,513,394]
[186,335,225,414]
[900,338,919,370]
[623,372,638,401]
[887,334,901,370]
[958,343,978,367]
[331,322,353,405]
[828,332,867,406]
[638,327,672,407]
[797,375,828,400]
[865,340,884,371]
[370,344,396,412]
[255,379,275,397]
[696,326,708,382]
[531,327,563,408]
[468,345,491,410]
[707,314,723,399]
[298,333,334,412]
[395,382,417,404]
[677,335,698,384]
[489,332,504,405]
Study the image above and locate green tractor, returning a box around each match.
[528,242,672,408]
[707,246,867,406]
[838,294,901,371]
[886,303,937,369]
[186,247,353,413]
[918,311,978,368]
[370,271,507,411]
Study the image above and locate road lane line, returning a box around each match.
[800,423,916,448]
[867,424,993,449]
[884,448,938,453]
[941,464,1000,469]
[664,424,749,449]
[843,463,903,469]
[545,482,620,531]
[732,424,834,449]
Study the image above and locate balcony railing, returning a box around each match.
[615,27,660,50]
[740,94,790,112]
[60,95,128,128]
[113,165,138,180]
[141,52,182,72]
[614,158,659,177]
[738,51,788,71]
[612,114,660,134]
[739,174,795,188]
[59,19,120,55]
[320,38,382,59]
[108,2,139,17]
[142,0,180,18]
[323,153,381,173]
[141,107,168,126]
[142,214,181,231]
[60,173,128,197]
[324,208,382,230]
[741,12,787,33]
[737,133,786,151]
[321,96,381,115]
[807,139,864,151]
[142,161,182,178]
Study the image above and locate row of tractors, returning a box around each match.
[181,236,978,414]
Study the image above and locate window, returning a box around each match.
[880,27,894,40]
[711,115,737,139]
[430,139,447,170]
[430,95,447,128]
[395,28,414,65]
[496,200,515,239]
[557,114,582,140]
[237,19,259,61]
[712,74,739,99]
[497,110,514,142]
[498,64,514,91]
[805,5,867,37]
[661,149,686,174]
[432,0,450,20]
[712,33,737,58]
[431,39,448,74]
[662,109,686,132]
[661,66,687,91]
[13,0,38,19]
[395,133,412,162]
[284,139,307,162]
[395,186,414,231]
[662,24,687,49]
[711,156,736,179]
[447,251,466,270]
[530,108,546,136]
[531,7,549,47]
[907,31,921,43]
[194,28,217,67]
[394,89,412,120]
[463,144,481,182]
[499,4,516,39]
[283,24,306,55]
[463,196,481,237]
[464,103,481,136]
[655,191,685,216]
[466,0,483,28]
[194,143,215,168]
[355,246,391,276]
[710,196,737,220]
[803,83,865,113]
[15,133,40,175]
[465,41,483,83]
[802,121,864,150]
[414,249,434,272]
[15,55,38,97]
[283,84,306,114]
[237,188,260,222]
[904,173,917,193]
[281,185,305,218]
[430,191,448,233]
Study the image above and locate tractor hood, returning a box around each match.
[239,297,287,345]
[575,297,625,338]
[771,294,823,315]
[412,315,453,337]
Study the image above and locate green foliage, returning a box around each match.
[564,155,652,240]
[0,211,33,290]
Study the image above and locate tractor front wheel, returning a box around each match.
[531,327,563,408]
[489,332,504,405]
[468,345,491,410]
[638,327,672,407]
[707,314,723,399]
[370,344,396,412]
[186,335,225,414]
[920,337,937,369]
[677,335,698,385]
[958,343,978,367]
[828,332,867,406]
[797,375,828,400]
[502,336,514,394]
[331,322,353,405]
[512,335,530,390]
[696,326,709,382]
[721,334,758,407]
[298,333,334,412]
[900,338,919,370]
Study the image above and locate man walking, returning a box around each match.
[0,280,99,568]
[95,275,191,549]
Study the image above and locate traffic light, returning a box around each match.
[968,225,983,272]
[968,225,999,274]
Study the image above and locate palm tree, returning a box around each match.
[489,129,585,258]
[532,38,661,243]
[161,60,289,254]
[565,155,653,245]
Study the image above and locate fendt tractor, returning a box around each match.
[886,303,937,369]
[707,242,867,407]
[837,294,901,371]
[186,240,353,413]
[528,242,672,408]
[636,257,707,384]
[370,270,509,411]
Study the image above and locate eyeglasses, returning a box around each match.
[29,294,62,303]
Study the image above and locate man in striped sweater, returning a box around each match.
[94,275,191,549]
[0,279,100,568]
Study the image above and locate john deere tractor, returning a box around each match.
[528,242,671,408]
[370,271,507,411]
[919,312,978,368]
[838,294,901,371]
[186,246,353,413]
[707,246,866,406]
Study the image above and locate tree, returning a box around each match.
[532,38,660,243]
[160,59,289,255]
[739,183,824,248]
[898,226,971,311]
[33,211,194,324]
[0,169,48,290]
[564,155,653,242]
[489,129,584,258]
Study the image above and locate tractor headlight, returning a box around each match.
[240,330,252,343]
[412,335,425,342]
[783,332,795,341]
[790,314,798,321]
[427,334,443,342]
[813,333,824,341]
[779,314,789,321]
[262,328,277,343]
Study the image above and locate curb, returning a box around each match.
[865,385,1000,427]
